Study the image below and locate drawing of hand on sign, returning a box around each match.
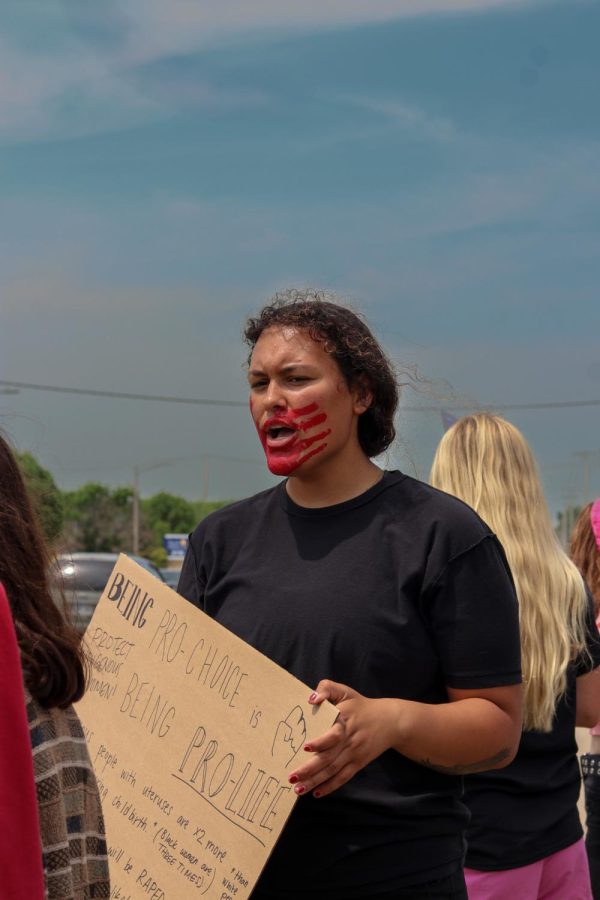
[271,705,307,768]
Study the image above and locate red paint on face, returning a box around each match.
[257,401,333,476]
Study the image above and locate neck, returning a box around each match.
[285,456,383,508]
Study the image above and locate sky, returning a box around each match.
[1,0,599,517]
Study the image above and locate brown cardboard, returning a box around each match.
[75,554,338,900]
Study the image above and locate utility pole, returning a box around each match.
[574,450,600,504]
[131,453,262,552]
[132,465,140,554]
[201,455,210,501]
[131,456,201,555]
[558,485,577,549]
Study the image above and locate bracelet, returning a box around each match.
[581,753,600,778]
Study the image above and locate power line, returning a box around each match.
[0,380,246,407]
[2,379,600,412]
[407,399,600,412]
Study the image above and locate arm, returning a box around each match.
[288,679,522,798]
[395,683,522,774]
[575,586,600,728]
[576,667,600,728]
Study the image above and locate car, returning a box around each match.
[52,552,165,633]
[159,567,181,589]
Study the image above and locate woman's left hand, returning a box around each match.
[288,679,398,798]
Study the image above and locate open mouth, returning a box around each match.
[265,424,297,446]
[268,426,295,439]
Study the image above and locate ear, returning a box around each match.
[352,375,373,415]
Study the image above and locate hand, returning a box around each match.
[288,680,398,798]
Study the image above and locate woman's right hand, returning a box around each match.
[287,680,399,798]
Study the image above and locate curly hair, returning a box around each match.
[0,433,86,708]
[570,502,600,614]
[243,289,398,458]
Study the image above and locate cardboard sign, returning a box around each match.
[75,555,337,900]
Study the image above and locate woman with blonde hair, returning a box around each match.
[431,413,600,900]
[571,500,600,898]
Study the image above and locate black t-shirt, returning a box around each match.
[178,471,521,897]
[464,590,600,871]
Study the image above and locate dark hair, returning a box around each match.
[244,290,398,458]
[0,433,86,708]
[570,502,600,614]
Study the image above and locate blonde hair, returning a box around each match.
[430,413,588,732]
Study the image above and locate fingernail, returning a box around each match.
[313,791,321,799]
[304,744,313,753]
[294,784,305,795]
[309,692,318,702]
[288,774,298,784]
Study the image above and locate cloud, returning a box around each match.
[335,95,459,143]
[0,0,552,143]
[334,137,600,243]
[3,131,598,329]
[3,271,129,316]
[0,37,159,142]
[0,21,265,142]
[1,268,204,317]
[118,0,551,65]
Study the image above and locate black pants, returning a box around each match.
[252,868,468,900]
[582,753,600,900]
[360,870,467,899]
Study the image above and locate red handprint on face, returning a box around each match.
[258,402,332,476]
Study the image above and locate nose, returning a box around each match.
[264,379,287,414]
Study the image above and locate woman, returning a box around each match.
[0,433,110,900]
[430,414,600,900]
[178,292,522,899]
[571,499,600,898]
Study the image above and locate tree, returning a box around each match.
[140,495,230,565]
[141,492,197,565]
[17,451,64,545]
[142,492,197,538]
[57,477,232,559]
[192,499,231,522]
[61,483,144,552]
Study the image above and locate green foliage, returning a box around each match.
[112,486,135,508]
[192,499,231,522]
[62,483,138,552]
[17,451,64,545]
[145,546,168,568]
[139,492,196,560]
[17,453,236,560]
[142,492,196,535]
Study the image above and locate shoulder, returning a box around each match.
[25,690,53,743]
[387,472,493,551]
[26,694,87,750]
[380,473,513,595]
[188,485,280,547]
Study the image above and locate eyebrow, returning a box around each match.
[248,363,315,378]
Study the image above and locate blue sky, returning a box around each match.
[1,0,599,515]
